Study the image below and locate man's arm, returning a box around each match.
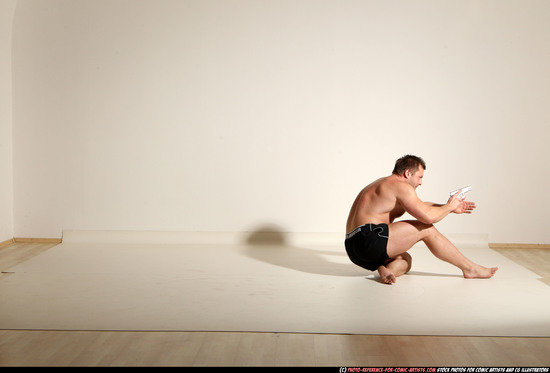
[425,200,476,214]
[397,185,462,224]
[452,200,476,214]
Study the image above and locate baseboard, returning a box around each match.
[0,237,63,249]
[0,238,16,249]
[14,237,63,244]
[1,237,63,245]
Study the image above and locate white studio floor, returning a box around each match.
[1,230,549,337]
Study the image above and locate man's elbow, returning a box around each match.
[420,218,436,225]
[418,214,438,225]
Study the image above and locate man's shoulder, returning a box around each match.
[380,176,414,197]
[380,175,411,189]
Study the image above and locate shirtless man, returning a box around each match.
[345,154,498,284]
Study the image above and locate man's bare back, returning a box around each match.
[344,155,498,284]
[346,176,408,233]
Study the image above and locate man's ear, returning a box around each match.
[404,169,412,179]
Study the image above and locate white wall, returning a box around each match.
[11,0,550,243]
[0,0,18,242]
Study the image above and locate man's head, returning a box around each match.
[392,154,426,188]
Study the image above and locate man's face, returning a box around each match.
[408,167,424,189]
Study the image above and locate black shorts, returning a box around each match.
[344,223,390,271]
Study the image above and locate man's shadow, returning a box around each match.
[242,225,463,280]
[242,225,367,277]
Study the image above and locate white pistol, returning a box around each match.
[450,186,472,199]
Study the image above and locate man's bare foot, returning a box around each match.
[463,264,498,279]
[378,266,396,284]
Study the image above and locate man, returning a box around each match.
[345,155,498,284]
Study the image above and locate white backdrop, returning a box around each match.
[0,0,17,242]
[11,0,550,243]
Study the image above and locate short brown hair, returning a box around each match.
[392,155,426,175]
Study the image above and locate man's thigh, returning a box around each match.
[387,220,432,258]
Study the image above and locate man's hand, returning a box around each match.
[447,191,464,212]
[453,200,476,214]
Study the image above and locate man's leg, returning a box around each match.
[386,252,412,276]
[378,252,412,284]
[386,220,497,279]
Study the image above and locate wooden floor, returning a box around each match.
[1,241,550,367]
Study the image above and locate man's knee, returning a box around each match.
[402,252,412,272]
[393,252,412,273]
[417,222,440,240]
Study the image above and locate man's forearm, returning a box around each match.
[423,202,453,224]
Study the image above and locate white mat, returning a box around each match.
[1,231,549,336]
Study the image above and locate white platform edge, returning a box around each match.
[61,230,489,248]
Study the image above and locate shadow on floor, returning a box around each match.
[242,225,367,277]
[407,271,462,278]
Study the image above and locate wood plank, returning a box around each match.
[0,238,15,249]
[491,246,550,284]
[0,241,59,274]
